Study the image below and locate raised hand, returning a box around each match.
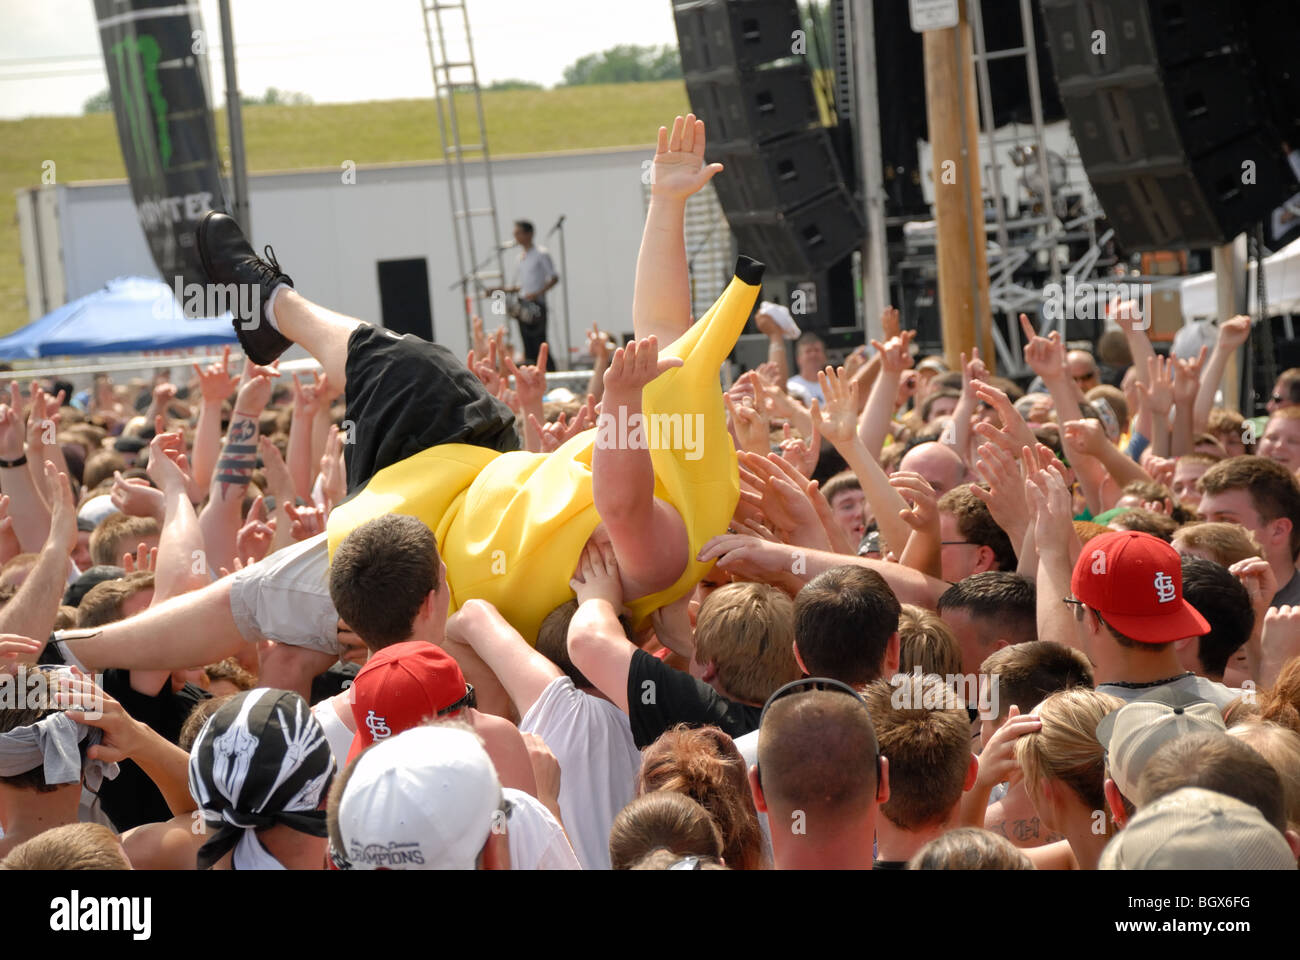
[974,705,1041,788]
[284,502,327,541]
[0,634,44,676]
[650,114,724,200]
[1061,418,1109,459]
[43,460,76,554]
[234,371,275,418]
[813,367,859,447]
[779,420,821,479]
[234,496,275,564]
[603,335,682,398]
[1172,346,1207,407]
[1144,355,1175,417]
[586,323,611,363]
[569,540,623,609]
[319,425,347,510]
[0,386,25,460]
[870,331,916,375]
[725,393,770,455]
[973,380,1037,453]
[1216,315,1252,352]
[121,541,157,574]
[890,470,940,533]
[505,342,548,408]
[147,431,192,491]
[1020,313,1067,383]
[194,345,239,404]
[881,305,901,341]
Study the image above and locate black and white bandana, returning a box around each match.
[189,688,335,870]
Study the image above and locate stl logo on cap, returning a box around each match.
[1153,571,1176,603]
[364,710,392,742]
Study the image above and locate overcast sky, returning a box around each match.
[0,0,681,119]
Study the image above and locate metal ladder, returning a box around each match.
[969,0,1102,377]
[420,0,506,345]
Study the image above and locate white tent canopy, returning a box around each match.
[1181,237,1300,321]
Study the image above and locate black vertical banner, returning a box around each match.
[94,0,229,289]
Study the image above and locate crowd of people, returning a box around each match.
[1,113,1299,871]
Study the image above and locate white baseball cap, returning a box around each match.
[1100,787,1297,870]
[337,725,502,870]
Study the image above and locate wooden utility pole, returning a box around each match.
[1212,237,1247,412]
[921,0,994,372]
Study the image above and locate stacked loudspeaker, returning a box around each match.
[673,0,864,328]
[1040,0,1299,250]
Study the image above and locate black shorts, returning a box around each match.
[342,325,519,492]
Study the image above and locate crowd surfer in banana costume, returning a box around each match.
[58,115,764,688]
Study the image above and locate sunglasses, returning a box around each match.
[1062,596,1089,623]
[756,677,882,786]
[438,683,476,716]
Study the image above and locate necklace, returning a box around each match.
[1102,672,1194,690]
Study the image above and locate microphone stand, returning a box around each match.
[547,214,570,371]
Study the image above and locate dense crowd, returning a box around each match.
[0,114,1298,870]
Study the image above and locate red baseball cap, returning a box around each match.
[1071,530,1210,643]
[347,641,472,765]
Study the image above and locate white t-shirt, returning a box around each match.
[504,788,581,870]
[520,676,641,870]
[786,374,824,405]
[731,729,773,858]
[514,245,557,300]
[312,693,355,771]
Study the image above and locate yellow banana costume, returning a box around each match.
[327,257,764,642]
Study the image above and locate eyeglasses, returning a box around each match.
[940,540,973,546]
[668,855,703,871]
[437,683,476,716]
[1273,393,1285,404]
[1062,596,1088,623]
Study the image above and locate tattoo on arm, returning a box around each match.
[215,415,258,499]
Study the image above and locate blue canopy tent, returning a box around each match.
[0,277,236,359]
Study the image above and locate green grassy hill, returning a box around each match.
[0,80,690,335]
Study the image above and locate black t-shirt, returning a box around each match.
[872,859,908,870]
[625,648,762,749]
[96,668,209,831]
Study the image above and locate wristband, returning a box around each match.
[0,454,27,469]
[233,409,260,419]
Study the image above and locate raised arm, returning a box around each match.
[632,115,723,345]
[447,598,563,718]
[0,461,75,643]
[816,366,914,557]
[592,336,688,593]
[190,346,239,490]
[858,327,914,458]
[566,542,632,713]
[0,384,52,550]
[1194,316,1250,433]
[129,432,210,697]
[198,369,275,572]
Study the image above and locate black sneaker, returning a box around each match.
[196,211,294,365]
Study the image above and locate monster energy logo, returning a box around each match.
[110,33,171,177]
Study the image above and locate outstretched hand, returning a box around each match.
[603,336,682,397]
[650,114,724,200]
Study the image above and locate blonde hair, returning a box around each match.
[1173,522,1264,568]
[1229,720,1300,833]
[692,582,799,705]
[1015,688,1123,831]
[897,604,961,677]
[0,823,129,870]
